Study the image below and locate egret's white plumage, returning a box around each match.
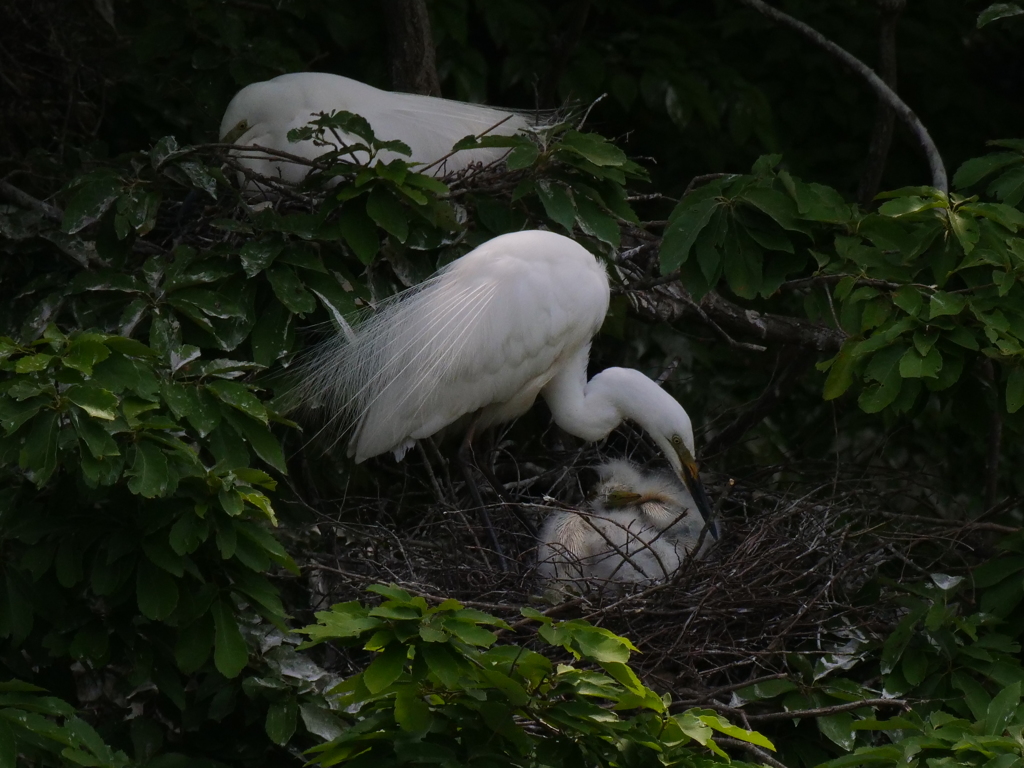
[297,229,714,527]
[219,72,536,185]
[536,460,719,594]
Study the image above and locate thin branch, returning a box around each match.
[716,737,790,768]
[736,0,947,192]
[629,279,845,353]
[703,350,811,457]
[0,179,63,221]
[746,698,907,723]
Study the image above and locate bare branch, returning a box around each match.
[0,179,63,221]
[716,737,791,768]
[736,0,947,192]
[747,698,907,722]
[628,279,846,353]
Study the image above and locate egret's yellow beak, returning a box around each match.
[221,119,250,144]
[676,449,717,540]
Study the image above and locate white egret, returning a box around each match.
[219,72,536,186]
[297,229,714,565]
[536,460,719,594]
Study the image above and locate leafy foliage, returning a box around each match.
[299,585,772,767]
[2,1,1024,766]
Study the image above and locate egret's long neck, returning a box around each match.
[540,348,657,442]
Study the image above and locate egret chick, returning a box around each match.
[536,460,719,595]
[296,229,714,565]
[220,72,536,187]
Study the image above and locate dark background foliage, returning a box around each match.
[3,1,1024,766]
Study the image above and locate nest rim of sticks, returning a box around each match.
[289,431,1015,704]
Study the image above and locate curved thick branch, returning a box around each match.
[737,0,947,192]
[628,280,846,354]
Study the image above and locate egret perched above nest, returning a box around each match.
[219,72,539,186]
[293,229,714,567]
[536,460,720,595]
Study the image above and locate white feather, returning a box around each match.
[219,72,541,186]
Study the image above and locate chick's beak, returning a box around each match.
[677,452,717,540]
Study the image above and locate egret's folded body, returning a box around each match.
[300,230,609,461]
[219,72,534,185]
[295,228,715,534]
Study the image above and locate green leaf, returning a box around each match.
[978,2,1024,27]
[741,187,807,234]
[66,385,119,420]
[394,690,432,732]
[363,642,407,693]
[822,340,856,400]
[536,181,577,233]
[20,410,59,485]
[505,143,539,170]
[338,206,380,264]
[125,441,172,498]
[70,410,119,459]
[899,347,942,379]
[954,152,1023,188]
[266,698,298,745]
[62,174,122,234]
[559,130,629,167]
[892,286,924,317]
[0,396,47,434]
[985,681,1021,735]
[574,194,619,248]
[239,240,283,277]
[366,186,408,242]
[949,210,980,254]
[15,353,54,373]
[419,641,465,688]
[178,160,218,198]
[661,197,718,272]
[221,411,287,473]
[878,196,943,217]
[266,266,317,314]
[929,291,966,318]
[212,599,248,678]
[63,339,111,375]
[818,713,856,750]
[250,301,295,368]
[0,720,15,768]
[1007,367,1024,413]
[136,558,180,620]
[859,345,906,413]
[206,380,267,424]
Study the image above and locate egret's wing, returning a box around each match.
[298,231,609,461]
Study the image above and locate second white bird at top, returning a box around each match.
[219,72,536,185]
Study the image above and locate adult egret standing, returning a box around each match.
[297,229,714,566]
[219,72,537,186]
[536,459,719,594]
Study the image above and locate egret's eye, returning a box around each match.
[671,434,683,446]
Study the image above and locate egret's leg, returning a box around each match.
[475,456,538,538]
[456,419,509,571]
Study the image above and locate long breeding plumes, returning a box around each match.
[219,72,549,186]
[298,269,498,458]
